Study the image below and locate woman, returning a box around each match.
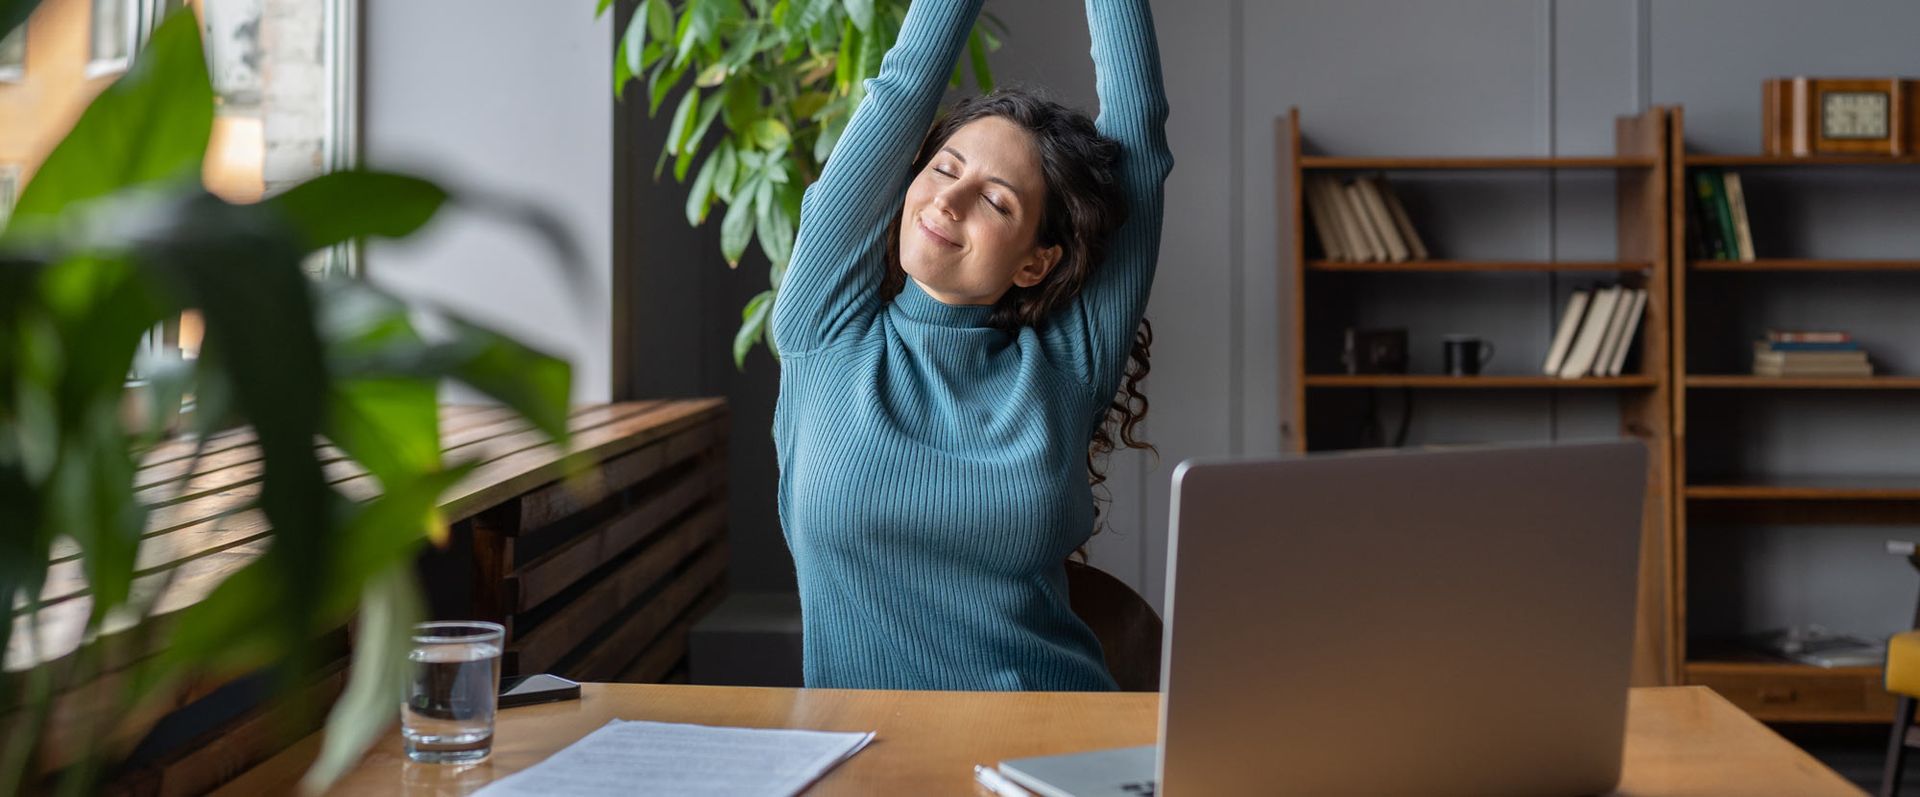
[771,0,1171,691]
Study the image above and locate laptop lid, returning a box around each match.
[1157,441,1647,796]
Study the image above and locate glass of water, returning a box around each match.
[404,621,504,763]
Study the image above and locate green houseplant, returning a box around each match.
[0,5,578,793]
[602,0,1004,367]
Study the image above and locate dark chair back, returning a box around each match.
[1065,560,1164,692]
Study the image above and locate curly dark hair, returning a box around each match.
[879,88,1155,549]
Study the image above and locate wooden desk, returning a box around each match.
[221,684,1861,796]
[5,400,728,794]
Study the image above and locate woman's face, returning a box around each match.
[898,116,1061,306]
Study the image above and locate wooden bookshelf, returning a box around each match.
[1300,155,1658,170]
[1304,374,1656,389]
[1686,375,1920,390]
[1692,258,1920,271]
[1283,107,1676,689]
[1671,106,1920,724]
[1686,153,1920,167]
[1309,259,1652,273]
[1686,475,1920,501]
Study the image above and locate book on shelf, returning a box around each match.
[1304,176,1349,261]
[1319,176,1376,261]
[1768,329,1851,344]
[1752,335,1872,377]
[1750,626,1886,669]
[1691,169,1738,261]
[1305,173,1431,263]
[1374,176,1430,260]
[1343,181,1392,262]
[1683,179,1717,261]
[1557,285,1623,379]
[1604,288,1649,377]
[1542,289,1592,375]
[1722,171,1756,262]
[1353,175,1411,262]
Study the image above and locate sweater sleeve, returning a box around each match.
[1041,0,1173,396]
[771,0,985,356]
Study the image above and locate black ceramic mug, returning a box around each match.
[1443,336,1496,376]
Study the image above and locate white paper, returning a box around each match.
[472,719,876,797]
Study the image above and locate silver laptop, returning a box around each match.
[1001,441,1646,797]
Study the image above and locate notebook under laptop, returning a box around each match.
[1000,441,1647,796]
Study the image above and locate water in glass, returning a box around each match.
[403,622,502,763]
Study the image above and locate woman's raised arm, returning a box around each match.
[1045,0,1173,395]
[772,0,985,356]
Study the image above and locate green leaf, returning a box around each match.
[755,176,794,267]
[674,145,697,182]
[751,118,792,152]
[622,0,651,77]
[834,21,859,96]
[688,92,724,149]
[328,377,441,486]
[734,289,775,369]
[9,11,211,225]
[695,62,729,87]
[648,61,687,116]
[968,30,993,93]
[686,150,720,225]
[714,141,740,202]
[674,0,722,70]
[300,565,423,795]
[843,0,873,32]
[265,171,448,252]
[647,0,674,41]
[721,79,760,130]
[719,176,759,266]
[614,38,634,100]
[595,0,615,18]
[666,88,701,156]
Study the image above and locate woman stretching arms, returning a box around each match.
[772,0,1172,691]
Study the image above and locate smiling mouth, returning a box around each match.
[916,218,961,248]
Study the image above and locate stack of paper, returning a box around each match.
[474,719,876,797]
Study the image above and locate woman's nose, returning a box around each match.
[932,185,963,220]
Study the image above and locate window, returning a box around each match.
[0,26,24,82]
[86,0,136,77]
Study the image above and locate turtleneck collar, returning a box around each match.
[891,276,1000,330]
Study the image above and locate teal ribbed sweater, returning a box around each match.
[771,0,1171,691]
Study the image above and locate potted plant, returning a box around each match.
[1,6,578,793]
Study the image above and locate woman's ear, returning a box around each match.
[1012,244,1064,288]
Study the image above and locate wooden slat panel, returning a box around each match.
[103,662,348,797]
[615,586,726,684]
[443,399,725,528]
[517,418,724,530]
[563,541,730,683]
[508,504,727,675]
[513,457,727,613]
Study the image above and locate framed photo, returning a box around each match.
[0,25,24,82]
[86,0,137,77]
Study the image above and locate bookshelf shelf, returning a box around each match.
[1686,475,1920,501]
[1692,258,1920,271]
[1304,374,1656,389]
[1300,155,1657,170]
[1285,107,1674,690]
[1309,259,1652,273]
[1673,108,1920,726]
[1687,153,1920,167]
[1685,375,1920,390]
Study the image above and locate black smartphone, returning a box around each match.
[497,673,581,708]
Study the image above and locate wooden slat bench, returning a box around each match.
[3,399,729,794]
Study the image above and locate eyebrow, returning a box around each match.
[940,147,1024,198]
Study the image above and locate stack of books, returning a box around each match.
[1753,330,1872,378]
[1686,168,1755,262]
[1542,284,1648,378]
[1304,173,1430,263]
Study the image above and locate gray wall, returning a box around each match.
[625,0,1920,642]
[362,0,614,403]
